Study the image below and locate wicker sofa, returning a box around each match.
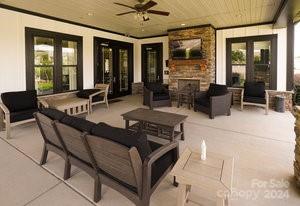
[34,108,179,205]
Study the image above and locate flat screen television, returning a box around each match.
[170,39,203,60]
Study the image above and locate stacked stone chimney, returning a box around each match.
[294,106,300,186]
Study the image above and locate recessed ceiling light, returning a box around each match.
[181,23,186,26]
[87,12,94,16]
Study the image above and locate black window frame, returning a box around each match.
[226,34,278,90]
[25,27,83,95]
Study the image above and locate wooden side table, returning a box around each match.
[177,84,198,110]
[170,148,234,206]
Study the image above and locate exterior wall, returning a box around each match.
[0,8,137,95]
[168,26,216,91]
[0,7,289,96]
[216,24,287,91]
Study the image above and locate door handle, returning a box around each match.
[113,77,116,83]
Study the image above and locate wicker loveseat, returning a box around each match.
[34,108,179,205]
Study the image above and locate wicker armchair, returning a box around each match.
[143,83,172,110]
[194,84,232,119]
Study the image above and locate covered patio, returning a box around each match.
[0,0,300,206]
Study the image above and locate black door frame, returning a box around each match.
[226,34,278,90]
[141,43,163,84]
[94,37,133,98]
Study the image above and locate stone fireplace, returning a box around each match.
[168,25,216,93]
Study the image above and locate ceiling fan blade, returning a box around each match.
[141,0,157,10]
[114,2,136,10]
[116,11,136,16]
[147,10,170,16]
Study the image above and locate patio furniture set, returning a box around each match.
[0,84,109,139]
[143,81,269,119]
[0,80,271,206]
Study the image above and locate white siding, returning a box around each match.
[0,8,137,95]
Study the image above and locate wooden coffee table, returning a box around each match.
[170,148,234,206]
[121,108,187,141]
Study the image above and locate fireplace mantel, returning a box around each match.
[169,59,207,68]
[177,78,201,80]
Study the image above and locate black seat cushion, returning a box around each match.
[77,89,104,103]
[91,122,152,161]
[195,97,210,108]
[1,90,37,112]
[76,89,101,99]
[61,115,96,133]
[149,141,174,187]
[206,83,228,98]
[244,96,266,104]
[153,93,170,101]
[40,108,66,121]
[10,108,38,123]
[146,83,167,94]
[244,82,265,98]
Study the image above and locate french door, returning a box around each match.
[142,43,163,84]
[94,37,133,98]
[226,35,277,89]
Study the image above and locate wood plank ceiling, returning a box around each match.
[0,0,283,37]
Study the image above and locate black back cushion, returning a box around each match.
[146,83,164,93]
[40,108,66,121]
[206,83,228,98]
[1,90,37,112]
[244,82,265,98]
[76,89,100,99]
[91,122,152,161]
[61,115,96,133]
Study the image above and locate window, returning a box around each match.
[226,35,277,90]
[26,28,83,95]
[231,43,246,87]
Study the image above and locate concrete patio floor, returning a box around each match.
[0,95,299,206]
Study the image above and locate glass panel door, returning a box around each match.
[147,49,158,83]
[119,49,128,92]
[34,37,54,95]
[253,41,271,89]
[62,40,78,91]
[142,43,163,85]
[231,43,246,87]
[102,47,113,94]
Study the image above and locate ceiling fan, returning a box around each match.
[114,0,170,22]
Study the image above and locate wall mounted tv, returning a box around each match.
[170,39,203,60]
